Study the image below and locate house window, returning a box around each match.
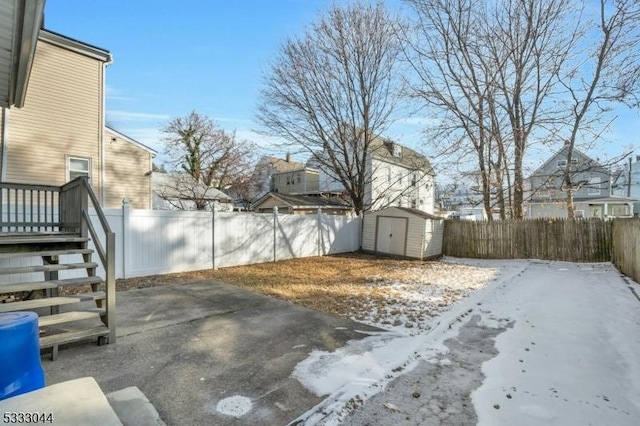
[411,198,417,208]
[411,173,418,187]
[610,204,630,217]
[588,177,601,195]
[574,210,584,218]
[387,168,391,183]
[392,144,402,157]
[68,157,91,182]
[557,159,577,168]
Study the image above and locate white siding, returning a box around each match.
[4,37,105,196]
[368,159,435,213]
[362,207,443,259]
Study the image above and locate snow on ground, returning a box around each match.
[472,261,640,426]
[352,260,500,335]
[291,259,640,425]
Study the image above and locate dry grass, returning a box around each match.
[113,253,432,317]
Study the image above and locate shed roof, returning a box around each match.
[369,206,442,220]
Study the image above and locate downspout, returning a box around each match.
[100,56,113,205]
[1,108,9,182]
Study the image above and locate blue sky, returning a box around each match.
[44,0,639,173]
[44,0,344,159]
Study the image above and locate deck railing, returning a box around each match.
[0,177,116,343]
[0,182,61,232]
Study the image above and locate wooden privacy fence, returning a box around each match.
[443,218,613,262]
[612,218,640,284]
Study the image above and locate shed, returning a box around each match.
[362,207,444,259]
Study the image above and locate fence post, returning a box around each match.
[211,204,217,270]
[317,207,322,257]
[122,198,130,278]
[273,206,278,262]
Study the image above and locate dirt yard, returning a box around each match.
[108,253,499,335]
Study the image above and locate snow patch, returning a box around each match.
[215,395,252,418]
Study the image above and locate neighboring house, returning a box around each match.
[271,168,320,194]
[436,183,490,220]
[315,138,436,213]
[611,155,640,215]
[253,192,353,215]
[525,145,634,218]
[152,172,234,211]
[252,154,306,201]
[104,127,156,209]
[0,29,152,209]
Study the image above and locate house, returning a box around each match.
[0,29,154,209]
[315,137,436,213]
[104,127,156,209]
[152,172,234,211]
[525,145,634,218]
[271,168,320,194]
[252,154,306,201]
[611,155,640,215]
[0,17,119,352]
[436,183,491,220]
[252,192,353,215]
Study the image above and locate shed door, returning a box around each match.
[376,217,407,256]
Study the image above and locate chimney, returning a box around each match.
[636,155,640,162]
[286,152,291,163]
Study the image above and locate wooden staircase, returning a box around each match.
[0,179,116,360]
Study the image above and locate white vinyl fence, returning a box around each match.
[0,202,361,283]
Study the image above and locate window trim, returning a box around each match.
[67,156,91,183]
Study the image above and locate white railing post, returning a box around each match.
[122,198,130,278]
[273,206,278,262]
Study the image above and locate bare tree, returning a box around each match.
[402,0,497,219]
[155,172,232,211]
[161,111,256,210]
[560,0,640,218]
[404,0,575,219]
[257,2,407,214]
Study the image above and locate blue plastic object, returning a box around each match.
[0,312,45,400]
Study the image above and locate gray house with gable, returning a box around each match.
[525,146,634,218]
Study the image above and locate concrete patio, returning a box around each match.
[39,280,381,425]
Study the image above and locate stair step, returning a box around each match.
[0,277,103,295]
[39,326,110,349]
[0,281,59,294]
[0,236,89,245]
[0,262,98,275]
[38,311,101,327]
[75,291,105,302]
[0,249,93,260]
[0,296,80,313]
